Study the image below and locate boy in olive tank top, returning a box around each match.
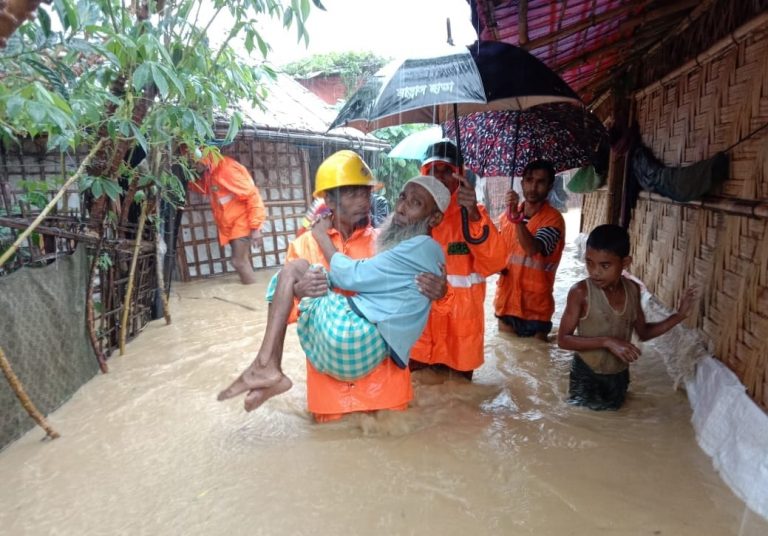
[557,225,697,410]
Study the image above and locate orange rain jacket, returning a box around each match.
[494,201,565,322]
[410,192,507,372]
[189,155,266,245]
[285,226,413,421]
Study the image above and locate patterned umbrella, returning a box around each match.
[442,103,607,177]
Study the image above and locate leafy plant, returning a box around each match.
[0,0,326,216]
[283,51,388,98]
[371,124,432,207]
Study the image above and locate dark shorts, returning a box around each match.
[496,315,552,337]
[568,354,630,411]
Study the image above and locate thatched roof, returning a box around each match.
[470,0,768,104]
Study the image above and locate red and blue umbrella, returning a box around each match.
[443,103,607,177]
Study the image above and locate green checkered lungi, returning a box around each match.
[266,267,388,381]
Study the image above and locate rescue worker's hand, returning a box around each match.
[250,229,264,251]
[456,176,481,221]
[416,263,447,301]
[505,189,521,218]
[605,338,641,364]
[294,267,328,298]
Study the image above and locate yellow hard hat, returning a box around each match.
[313,150,380,198]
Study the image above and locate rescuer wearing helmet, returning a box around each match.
[410,139,507,380]
[275,150,446,422]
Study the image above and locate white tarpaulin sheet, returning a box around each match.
[686,355,768,520]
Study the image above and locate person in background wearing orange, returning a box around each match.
[281,150,446,422]
[188,148,266,285]
[410,140,507,381]
[495,160,565,341]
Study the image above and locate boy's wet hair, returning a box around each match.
[522,159,556,184]
[587,224,630,257]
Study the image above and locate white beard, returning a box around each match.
[375,214,431,252]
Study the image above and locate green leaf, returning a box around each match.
[255,32,269,58]
[91,179,103,199]
[312,0,327,10]
[150,64,169,99]
[158,64,185,97]
[132,62,151,92]
[37,7,52,37]
[224,112,242,143]
[131,124,149,154]
[282,7,293,28]
[300,0,310,19]
[101,180,123,202]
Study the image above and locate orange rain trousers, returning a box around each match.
[189,155,266,245]
[410,195,508,372]
[285,226,412,422]
[494,201,565,322]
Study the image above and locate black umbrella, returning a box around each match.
[330,41,582,243]
[328,46,486,132]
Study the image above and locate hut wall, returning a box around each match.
[176,137,310,280]
[0,140,159,359]
[630,18,768,411]
[580,188,610,233]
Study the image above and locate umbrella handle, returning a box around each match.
[461,206,489,244]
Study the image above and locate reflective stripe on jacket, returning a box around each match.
[494,201,565,322]
[410,194,508,372]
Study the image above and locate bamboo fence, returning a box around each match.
[628,16,768,410]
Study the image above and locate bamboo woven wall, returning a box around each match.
[630,19,768,410]
[581,188,610,234]
[176,137,309,280]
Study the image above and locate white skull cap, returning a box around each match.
[404,175,451,213]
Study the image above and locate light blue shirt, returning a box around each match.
[329,235,445,367]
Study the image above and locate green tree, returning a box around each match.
[371,124,433,207]
[283,51,387,98]
[0,0,325,227]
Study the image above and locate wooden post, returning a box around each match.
[607,91,632,226]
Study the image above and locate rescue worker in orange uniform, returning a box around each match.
[283,150,446,422]
[189,149,266,285]
[495,159,566,341]
[410,140,507,380]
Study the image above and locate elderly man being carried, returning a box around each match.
[217,176,450,411]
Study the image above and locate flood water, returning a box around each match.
[1,210,766,535]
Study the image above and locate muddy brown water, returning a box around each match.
[1,210,766,535]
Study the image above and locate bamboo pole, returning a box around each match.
[86,230,109,373]
[518,0,528,46]
[155,198,171,325]
[119,200,148,355]
[151,143,171,324]
[0,345,60,440]
[0,139,105,270]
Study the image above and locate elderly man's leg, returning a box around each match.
[230,237,257,285]
[217,259,311,405]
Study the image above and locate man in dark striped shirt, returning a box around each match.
[495,160,566,341]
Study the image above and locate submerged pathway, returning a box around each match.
[1,210,766,535]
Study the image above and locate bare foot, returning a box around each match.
[243,376,293,411]
[217,362,283,401]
